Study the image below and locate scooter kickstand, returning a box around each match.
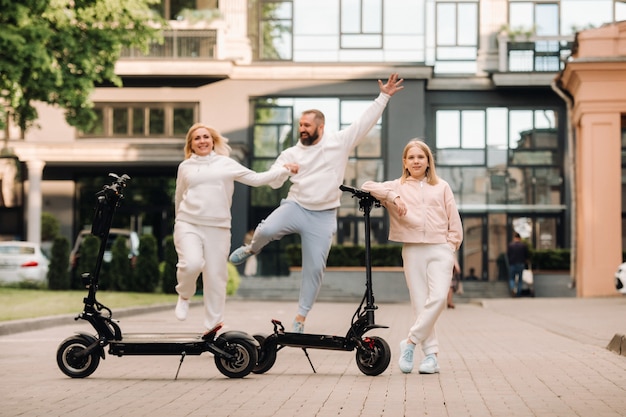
[174,351,186,380]
[301,348,316,373]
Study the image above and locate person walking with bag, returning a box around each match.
[507,232,530,297]
[361,139,463,374]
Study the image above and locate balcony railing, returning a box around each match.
[121,29,217,59]
[498,34,574,72]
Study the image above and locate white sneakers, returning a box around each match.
[418,353,440,374]
[399,339,440,374]
[175,296,189,321]
[398,339,415,373]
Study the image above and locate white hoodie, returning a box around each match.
[175,152,291,228]
[270,93,390,211]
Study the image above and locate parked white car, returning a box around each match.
[615,262,626,295]
[0,241,50,284]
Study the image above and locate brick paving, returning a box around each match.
[1,295,625,416]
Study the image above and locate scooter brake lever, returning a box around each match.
[271,319,285,333]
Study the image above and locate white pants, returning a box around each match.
[174,220,230,330]
[402,243,454,356]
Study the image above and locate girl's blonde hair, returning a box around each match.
[400,139,439,185]
[184,123,232,159]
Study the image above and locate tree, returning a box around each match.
[0,0,163,133]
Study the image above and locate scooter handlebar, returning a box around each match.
[339,184,372,199]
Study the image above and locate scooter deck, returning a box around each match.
[109,333,211,356]
[118,333,205,343]
[272,332,350,350]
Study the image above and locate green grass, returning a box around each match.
[0,288,191,322]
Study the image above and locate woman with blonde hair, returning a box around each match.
[362,139,462,374]
[174,123,298,338]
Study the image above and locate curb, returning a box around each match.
[0,302,189,336]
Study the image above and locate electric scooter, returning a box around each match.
[252,184,391,376]
[56,173,259,379]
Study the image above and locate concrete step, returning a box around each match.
[234,271,515,303]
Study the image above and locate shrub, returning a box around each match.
[161,235,177,294]
[75,234,99,288]
[109,235,132,291]
[132,234,160,292]
[47,236,70,290]
[227,262,240,296]
[41,212,60,241]
[286,243,402,267]
[531,249,570,270]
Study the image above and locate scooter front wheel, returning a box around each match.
[214,338,257,378]
[355,336,391,376]
[252,334,277,374]
[56,336,100,378]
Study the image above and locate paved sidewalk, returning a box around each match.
[0,297,625,417]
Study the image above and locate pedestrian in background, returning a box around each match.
[507,232,530,297]
[362,139,463,374]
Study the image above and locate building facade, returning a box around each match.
[1,0,624,296]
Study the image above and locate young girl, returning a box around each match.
[174,123,298,338]
[362,139,462,374]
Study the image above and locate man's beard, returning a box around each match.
[299,130,319,146]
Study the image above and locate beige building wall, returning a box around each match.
[558,22,626,297]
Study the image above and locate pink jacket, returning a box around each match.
[361,177,463,250]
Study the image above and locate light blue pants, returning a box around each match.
[248,200,337,318]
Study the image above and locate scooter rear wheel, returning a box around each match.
[355,336,391,376]
[252,334,277,374]
[214,338,257,378]
[56,336,100,378]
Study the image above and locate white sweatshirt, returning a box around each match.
[175,152,291,228]
[270,93,391,211]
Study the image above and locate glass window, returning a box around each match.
[435,106,561,207]
[113,108,128,135]
[173,107,194,135]
[259,0,293,60]
[435,1,478,63]
[261,0,426,64]
[79,104,196,138]
[132,108,145,135]
[149,108,165,135]
[617,0,626,21]
[436,109,486,166]
[341,0,383,48]
[562,0,613,34]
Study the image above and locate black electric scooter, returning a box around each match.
[252,184,391,376]
[56,173,259,379]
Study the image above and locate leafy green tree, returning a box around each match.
[133,234,160,292]
[48,236,70,290]
[0,0,163,132]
